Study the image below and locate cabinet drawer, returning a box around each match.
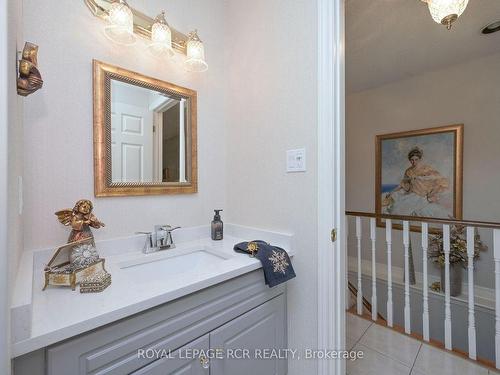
[209,295,287,375]
[131,335,209,375]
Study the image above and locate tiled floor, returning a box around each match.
[346,312,495,375]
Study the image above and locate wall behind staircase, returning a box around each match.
[346,52,500,289]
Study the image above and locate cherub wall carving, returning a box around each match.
[17,42,43,97]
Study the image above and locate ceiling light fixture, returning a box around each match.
[481,20,500,35]
[104,0,136,45]
[422,0,469,30]
[185,30,208,72]
[147,11,174,58]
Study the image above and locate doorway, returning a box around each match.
[317,0,346,374]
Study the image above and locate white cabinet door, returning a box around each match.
[209,295,287,375]
[131,335,209,375]
[111,102,153,183]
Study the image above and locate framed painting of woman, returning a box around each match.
[375,124,463,231]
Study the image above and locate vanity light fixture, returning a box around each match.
[421,0,469,30]
[185,30,208,72]
[147,11,174,59]
[85,0,209,72]
[104,0,136,45]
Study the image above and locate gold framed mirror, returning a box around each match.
[93,60,197,197]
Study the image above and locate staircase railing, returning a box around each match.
[347,281,386,322]
[346,210,500,368]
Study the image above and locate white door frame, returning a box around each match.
[0,0,11,372]
[317,0,346,374]
[153,112,163,181]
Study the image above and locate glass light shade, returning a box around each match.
[426,0,469,29]
[185,30,208,72]
[104,0,136,45]
[147,12,174,58]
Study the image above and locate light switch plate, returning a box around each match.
[286,148,306,172]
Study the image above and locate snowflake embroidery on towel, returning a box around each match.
[268,250,289,274]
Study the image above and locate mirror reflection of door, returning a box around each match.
[152,98,187,183]
[110,79,187,184]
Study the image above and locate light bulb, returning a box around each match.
[425,0,469,29]
[104,0,136,45]
[185,30,208,72]
[147,11,174,58]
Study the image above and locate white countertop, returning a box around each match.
[11,224,294,358]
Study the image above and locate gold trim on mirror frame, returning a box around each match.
[93,60,198,197]
[84,0,188,54]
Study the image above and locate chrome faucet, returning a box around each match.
[137,225,180,254]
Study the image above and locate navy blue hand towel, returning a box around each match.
[234,240,296,287]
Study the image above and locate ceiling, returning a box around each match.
[346,0,500,93]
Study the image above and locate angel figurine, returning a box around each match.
[55,199,105,244]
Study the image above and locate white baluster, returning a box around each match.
[443,224,452,350]
[422,222,430,342]
[403,221,411,334]
[494,229,500,369]
[370,218,377,321]
[356,217,363,315]
[386,219,393,327]
[466,227,476,360]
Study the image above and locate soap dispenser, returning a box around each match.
[211,209,223,240]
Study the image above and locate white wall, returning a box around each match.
[3,0,24,371]
[7,0,23,291]
[224,1,318,374]
[111,81,150,107]
[1,0,10,370]
[22,0,227,251]
[347,52,500,289]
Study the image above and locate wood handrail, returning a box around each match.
[345,211,500,230]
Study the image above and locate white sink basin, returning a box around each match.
[117,247,231,279]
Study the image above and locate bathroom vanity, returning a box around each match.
[12,224,293,375]
[11,59,295,375]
